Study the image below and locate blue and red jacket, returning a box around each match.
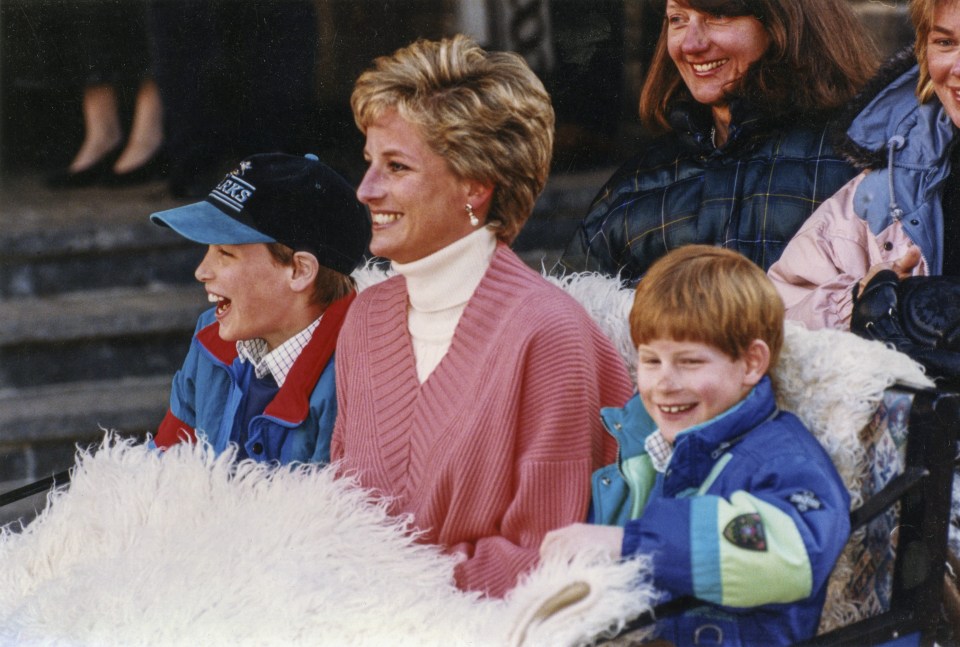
[153,293,353,464]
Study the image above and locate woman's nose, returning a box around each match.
[356,166,382,205]
[681,19,709,53]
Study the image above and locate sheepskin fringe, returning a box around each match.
[0,435,658,646]
[501,552,656,647]
[351,260,393,292]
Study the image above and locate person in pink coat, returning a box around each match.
[769,0,960,331]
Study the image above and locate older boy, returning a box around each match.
[149,152,370,464]
[541,245,850,646]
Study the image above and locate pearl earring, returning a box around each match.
[466,203,479,227]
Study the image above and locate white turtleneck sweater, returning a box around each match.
[392,227,497,382]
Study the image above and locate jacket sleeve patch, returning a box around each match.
[722,513,767,552]
[788,490,822,512]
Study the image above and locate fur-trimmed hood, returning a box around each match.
[834,45,955,170]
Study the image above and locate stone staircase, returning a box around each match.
[0,176,206,524]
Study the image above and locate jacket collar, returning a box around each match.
[601,391,656,461]
[664,375,777,496]
[195,292,355,424]
[197,321,239,364]
[668,98,767,157]
[840,47,957,170]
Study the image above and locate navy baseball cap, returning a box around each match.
[151,153,371,275]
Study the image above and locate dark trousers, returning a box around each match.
[147,0,317,189]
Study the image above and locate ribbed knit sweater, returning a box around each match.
[332,244,635,597]
[392,227,497,382]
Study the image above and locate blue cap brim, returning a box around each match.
[150,201,275,245]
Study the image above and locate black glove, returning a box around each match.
[851,270,960,385]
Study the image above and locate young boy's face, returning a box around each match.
[636,338,763,444]
[194,243,299,350]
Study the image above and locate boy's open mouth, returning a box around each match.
[209,293,231,317]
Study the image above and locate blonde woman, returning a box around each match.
[332,35,634,597]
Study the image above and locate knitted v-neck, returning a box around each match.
[332,243,635,595]
[362,244,535,500]
[392,228,496,381]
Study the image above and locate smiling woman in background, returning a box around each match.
[331,35,634,598]
[567,0,879,283]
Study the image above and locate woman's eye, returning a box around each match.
[388,161,408,172]
[706,13,731,24]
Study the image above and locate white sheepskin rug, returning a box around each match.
[0,266,941,645]
[0,438,655,646]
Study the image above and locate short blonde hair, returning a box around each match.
[911,0,955,103]
[351,35,555,243]
[629,245,784,367]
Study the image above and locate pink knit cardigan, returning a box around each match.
[332,244,634,597]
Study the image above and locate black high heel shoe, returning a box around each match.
[104,149,168,187]
[46,146,121,189]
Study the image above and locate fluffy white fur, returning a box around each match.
[0,437,654,646]
[0,267,940,645]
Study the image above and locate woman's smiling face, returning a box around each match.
[928,0,960,128]
[665,0,770,108]
[356,108,477,264]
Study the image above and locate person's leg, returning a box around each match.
[113,79,164,174]
[148,0,224,196]
[236,0,317,156]
[69,84,123,173]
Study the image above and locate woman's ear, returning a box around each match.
[289,251,320,294]
[742,339,771,387]
[465,180,495,216]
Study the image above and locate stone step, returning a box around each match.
[0,374,170,443]
[0,376,164,527]
[0,284,207,389]
[0,175,200,298]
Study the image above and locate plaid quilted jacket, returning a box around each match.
[570,101,858,284]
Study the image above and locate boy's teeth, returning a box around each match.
[207,294,225,304]
[661,404,694,414]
